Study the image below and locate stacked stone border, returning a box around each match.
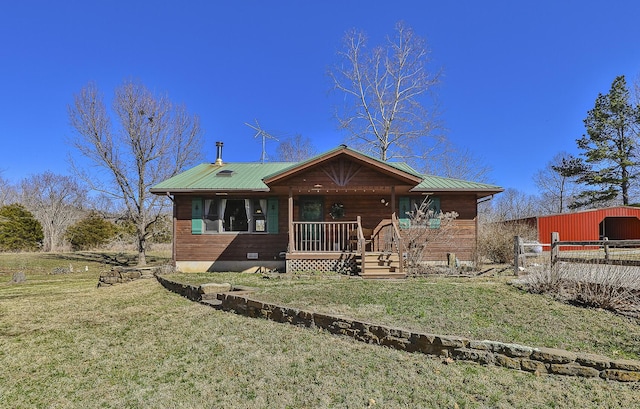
[155,274,255,303]
[98,266,158,286]
[98,265,175,287]
[156,275,640,382]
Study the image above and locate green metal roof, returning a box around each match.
[412,174,503,192]
[150,145,503,195]
[150,162,294,192]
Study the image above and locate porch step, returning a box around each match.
[358,252,400,262]
[360,272,407,279]
[357,252,405,278]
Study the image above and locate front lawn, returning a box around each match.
[170,271,640,360]
[1,254,639,408]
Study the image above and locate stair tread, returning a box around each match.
[356,251,403,277]
[361,273,407,279]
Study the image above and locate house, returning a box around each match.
[150,144,503,277]
[513,206,640,245]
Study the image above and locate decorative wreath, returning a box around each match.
[330,203,345,219]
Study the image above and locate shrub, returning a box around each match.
[65,212,117,251]
[107,213,172,250]
[561,263,640,316]
[402,198,458,275]
[477,221,537,264]
[518,262,640,317]
[148,213,172,244]
[0,204,44,251]
[514,262,562,294]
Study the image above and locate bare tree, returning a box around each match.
[19,172,86,252]
[533,152,579,214]
[402,197,458,274]
[481,188,539,222]
[422,142,493,182]
[330,21,443,163]
[275,134,317,162]
[68,80,203,265]
[0,174,17,206]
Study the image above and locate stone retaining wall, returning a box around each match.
[98,265,173,286]
[155,274,232,302]
[215,292,640,382]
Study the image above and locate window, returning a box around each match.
[193,197,278,234]
[252,199,267,232]
[223,199,249,232]
[203,199,220,232]
[398,196,441,229]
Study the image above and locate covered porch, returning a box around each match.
[286,215,405,278]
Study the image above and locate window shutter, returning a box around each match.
[267,198,279,234]
[429,197,441,213]
[398,197,411,229]
[428,197,441,229]
[191,197,203,234]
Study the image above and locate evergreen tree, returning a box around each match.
[569,75,640,207]
[65,212,117,251]
[0,204,44,251]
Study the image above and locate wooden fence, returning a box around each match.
[514,232,640,274]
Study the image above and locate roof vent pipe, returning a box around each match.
[215,141,224,166]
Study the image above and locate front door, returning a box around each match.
[299,196,324,222]
[299,196,324,250]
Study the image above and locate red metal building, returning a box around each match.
[521,206,640,244]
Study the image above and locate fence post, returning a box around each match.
[513,236,521,275]
[603,237,610,262]
[550,232,559,267]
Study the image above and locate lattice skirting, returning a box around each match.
[286,257,356,274]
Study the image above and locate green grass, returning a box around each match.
[171,271,640,360]
[1,254,640,408]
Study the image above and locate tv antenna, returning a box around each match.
[245,119,278,163]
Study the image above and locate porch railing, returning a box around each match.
[371,214,402,251]
[291,220,359,252]
[372,214,404,271]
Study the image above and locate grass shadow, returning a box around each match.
[40,252,170,267]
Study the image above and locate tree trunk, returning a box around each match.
[137,232,147,266]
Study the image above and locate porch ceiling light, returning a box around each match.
[313,184,323,188]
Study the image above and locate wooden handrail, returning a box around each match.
[356,216,365,275]
[392,213,403,274]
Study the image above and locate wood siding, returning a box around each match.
[174,195,288,262]
[414,220,477,262]
[174,192,478,264]
[172,155,480,265]
[270,161,412,191]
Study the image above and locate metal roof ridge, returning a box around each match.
[416,173,503,189]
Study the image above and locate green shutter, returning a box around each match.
[398,197,411,229]
[429,197,441,213]
[428,197,441,229]
[267,198,279,234]
[191,197,203,234]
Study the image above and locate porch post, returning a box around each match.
[288,188,294,251]
[391,186,396,214]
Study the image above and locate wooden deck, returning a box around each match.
[287,216,405,278]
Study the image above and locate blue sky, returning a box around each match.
[1,1,639,194]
